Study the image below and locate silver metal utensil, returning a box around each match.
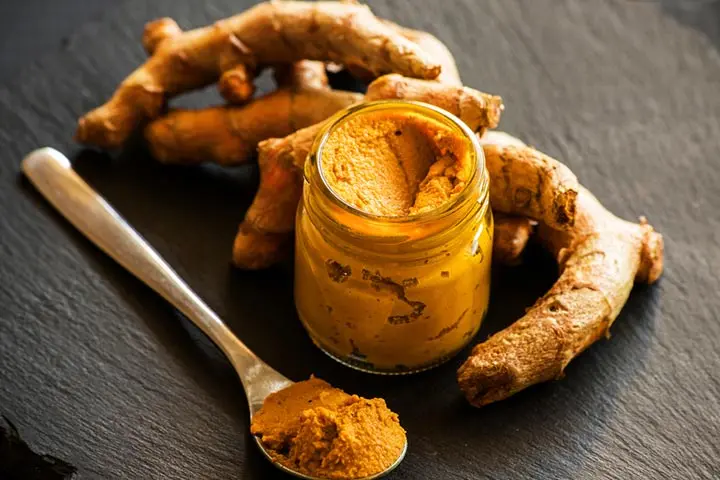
[21,147,406,480]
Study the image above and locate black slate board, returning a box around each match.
[1,0,719,478]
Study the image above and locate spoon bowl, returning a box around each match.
[254,436,408,480]
[21,147,407,480]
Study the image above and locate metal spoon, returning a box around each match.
[21,148,406,480]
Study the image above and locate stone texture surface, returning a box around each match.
[0,0,718,478]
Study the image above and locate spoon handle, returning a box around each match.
[22,148,291,413]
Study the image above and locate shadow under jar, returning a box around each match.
[295,100,493,374]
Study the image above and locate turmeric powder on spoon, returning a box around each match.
[251,377,406,480]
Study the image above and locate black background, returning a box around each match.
[1,0,719,478]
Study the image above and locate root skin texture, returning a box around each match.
[395,27,462,86]
[145,88,361,165]
[76,1,440,148]
[232,129,316,268]
[483,144,578,230]
[218,64,256,104]
[349,22,462,87]
[457,134,664,407]
[142,18,183,55]
[273,61,329,90]
[492,215,535,266]
[366,74,503,135]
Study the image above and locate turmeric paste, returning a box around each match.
[295,101,493,373]
[250,377,406,479]
[320,109,471,217]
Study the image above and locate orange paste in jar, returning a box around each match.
[295,101,493,373]
[321,109,473,216]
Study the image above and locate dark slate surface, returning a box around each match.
[1,0,719,478]
[0,0,117,84]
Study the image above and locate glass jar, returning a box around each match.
[294,100,493,374]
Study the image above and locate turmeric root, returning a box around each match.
[142,17,182,55]
[145,88,360,165]
[457,135,664,407]
[232,75,505,268]
[232,130,314,268]
[348,22,462,86]
[76,1,441,149]
[273,61,329,91]
[479,130,528,149]
[480,130,538,264]
[483,144,577,230]
[395,26,462,86]
[366,74,503,136]
[492,215,535,265]
[144,18,256,105]
[218,64,256,105]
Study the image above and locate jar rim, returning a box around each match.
[307,100,488,226]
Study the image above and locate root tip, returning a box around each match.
[457,358,514,407]
[638,228,664,284]
[232,224,291,270]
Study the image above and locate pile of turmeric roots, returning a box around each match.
[76,1,663,407]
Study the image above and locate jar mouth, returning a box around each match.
[308,100,488,226]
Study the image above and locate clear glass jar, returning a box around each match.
[294,100,493,374]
